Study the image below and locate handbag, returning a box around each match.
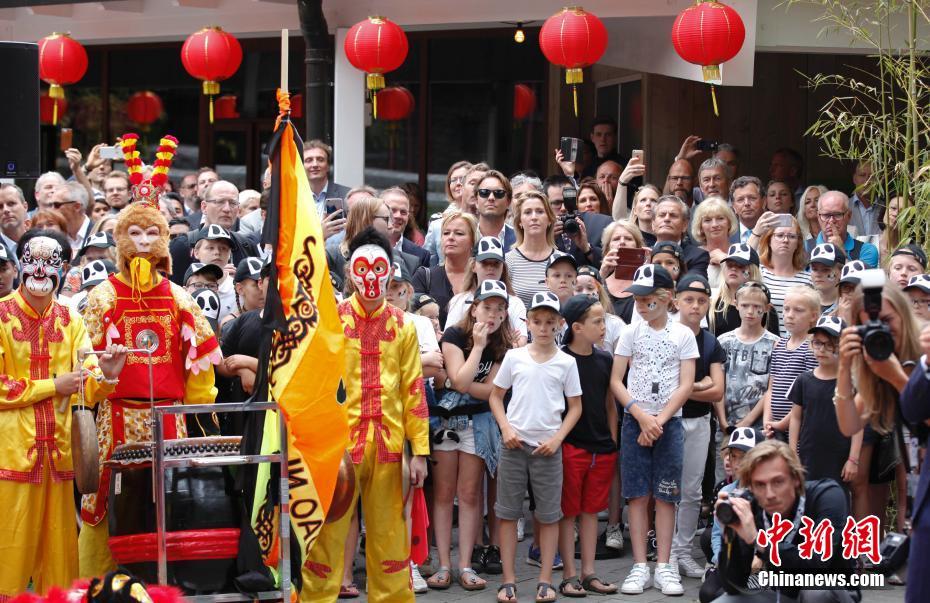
[869,427,902,484]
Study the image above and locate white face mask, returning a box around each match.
[350,244,391,300]
[21,236,64,297]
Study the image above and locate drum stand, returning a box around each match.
[151,402,291,603]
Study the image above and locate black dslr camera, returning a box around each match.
[560,186,581,236]
[856,269,895,361]
[715,488,756,525]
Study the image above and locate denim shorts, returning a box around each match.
[620,416,684,503]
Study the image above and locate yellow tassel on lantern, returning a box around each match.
[203,80,220,124]
[565,68,584,117]
[367,73,385,119]
[701,65,722,117]
[49,84,65,126]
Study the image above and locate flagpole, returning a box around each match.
[281,29,289,95]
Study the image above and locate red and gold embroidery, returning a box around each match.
[340,300,402,464]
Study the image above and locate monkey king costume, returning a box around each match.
[0,234,115,599]
[302,239,430,603]
[77,134,221,577]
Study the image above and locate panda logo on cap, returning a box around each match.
[82,260,109,285]
[812,315,844,337]
[841,260,867,280]
[477,279,508,300]
[728,427,759,451]
[632,264,654,287]
[84,232,113,248]
[530,291,560,312]
[194,289,221,321]
[245,257,263,277]
[726,243,752,261]
[811,243,835,260]
[206,224,231,239]
[476,236,504,261]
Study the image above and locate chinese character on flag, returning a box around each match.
[798,516,835,561]
[757,512,794,566]
[841,515,882,565]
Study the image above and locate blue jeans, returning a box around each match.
[620,415,684,503]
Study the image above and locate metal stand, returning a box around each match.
[151,402,291,603]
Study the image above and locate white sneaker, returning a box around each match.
[410,562,427,594]
[620,563,652,594]
[516,517,525,542]
[654,563,684,596]
[676,555,705,579]
[605,523,624,551]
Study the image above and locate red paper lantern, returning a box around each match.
[672,1,745,115]
[181,26,243,123]
[126,91,163,126]
[40,93,68,125]
[38,32,87,125]
[344,16,408,118]
[214,95,239,119]
[290,93,303,119]
[513,84,536,120]
[375,87,414,121]
[539,7,607,116]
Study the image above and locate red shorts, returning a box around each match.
[560,442,617,517]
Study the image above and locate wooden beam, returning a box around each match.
[252,0,294,4]
[98,0,144,12]
[172,0,219,7]
[27,4,73,16]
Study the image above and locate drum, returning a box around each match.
[106,437,242,594]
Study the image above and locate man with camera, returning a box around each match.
[714,440,858,603]
[544,176,607,268]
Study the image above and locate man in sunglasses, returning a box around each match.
[803,190,879,268]
[50,182,93,254]
[475,170,517,253]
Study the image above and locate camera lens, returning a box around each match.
[715,500,737,525]
[863,329,895,360]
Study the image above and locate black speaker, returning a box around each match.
[0,42,39,178]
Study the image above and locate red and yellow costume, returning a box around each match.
[302,295,429,603]
[76,135,221,578]
[0,291,113,599]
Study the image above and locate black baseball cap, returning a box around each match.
[546,251,577,273]
[676,273,711,296]
[77,232,115,257]
[625,264,675,296]
[726,427,765,452]
[891,244,928,269]
[808,315,845,338]
[651,241,683,261]
[234,257,264,283]
[808,243,846,268]
[184,262,224,283]
[723,243,760,267]
[560,294,598,345]
[576,265,601,283]
[391,260,411,284]
[412,294,438,311]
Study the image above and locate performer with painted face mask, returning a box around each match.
[303,227,430,603]
[0,230,128,597]
[77,134,222,577]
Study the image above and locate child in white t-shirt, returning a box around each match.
[490,292,582,603]
[610,264,698,596]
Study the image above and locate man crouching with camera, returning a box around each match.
[713,440,859,603]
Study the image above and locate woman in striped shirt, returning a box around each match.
[758,215,811,337]
[504,191,558,307]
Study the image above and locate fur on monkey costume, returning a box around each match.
[77,134,222,577]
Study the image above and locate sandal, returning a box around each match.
[338,583,360,599]
[581,574,617,594]
[559,577,587,597]
[458,567,486,591]
[535,582,557,603]
[497,582,517,602]
[426,567,452,590]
